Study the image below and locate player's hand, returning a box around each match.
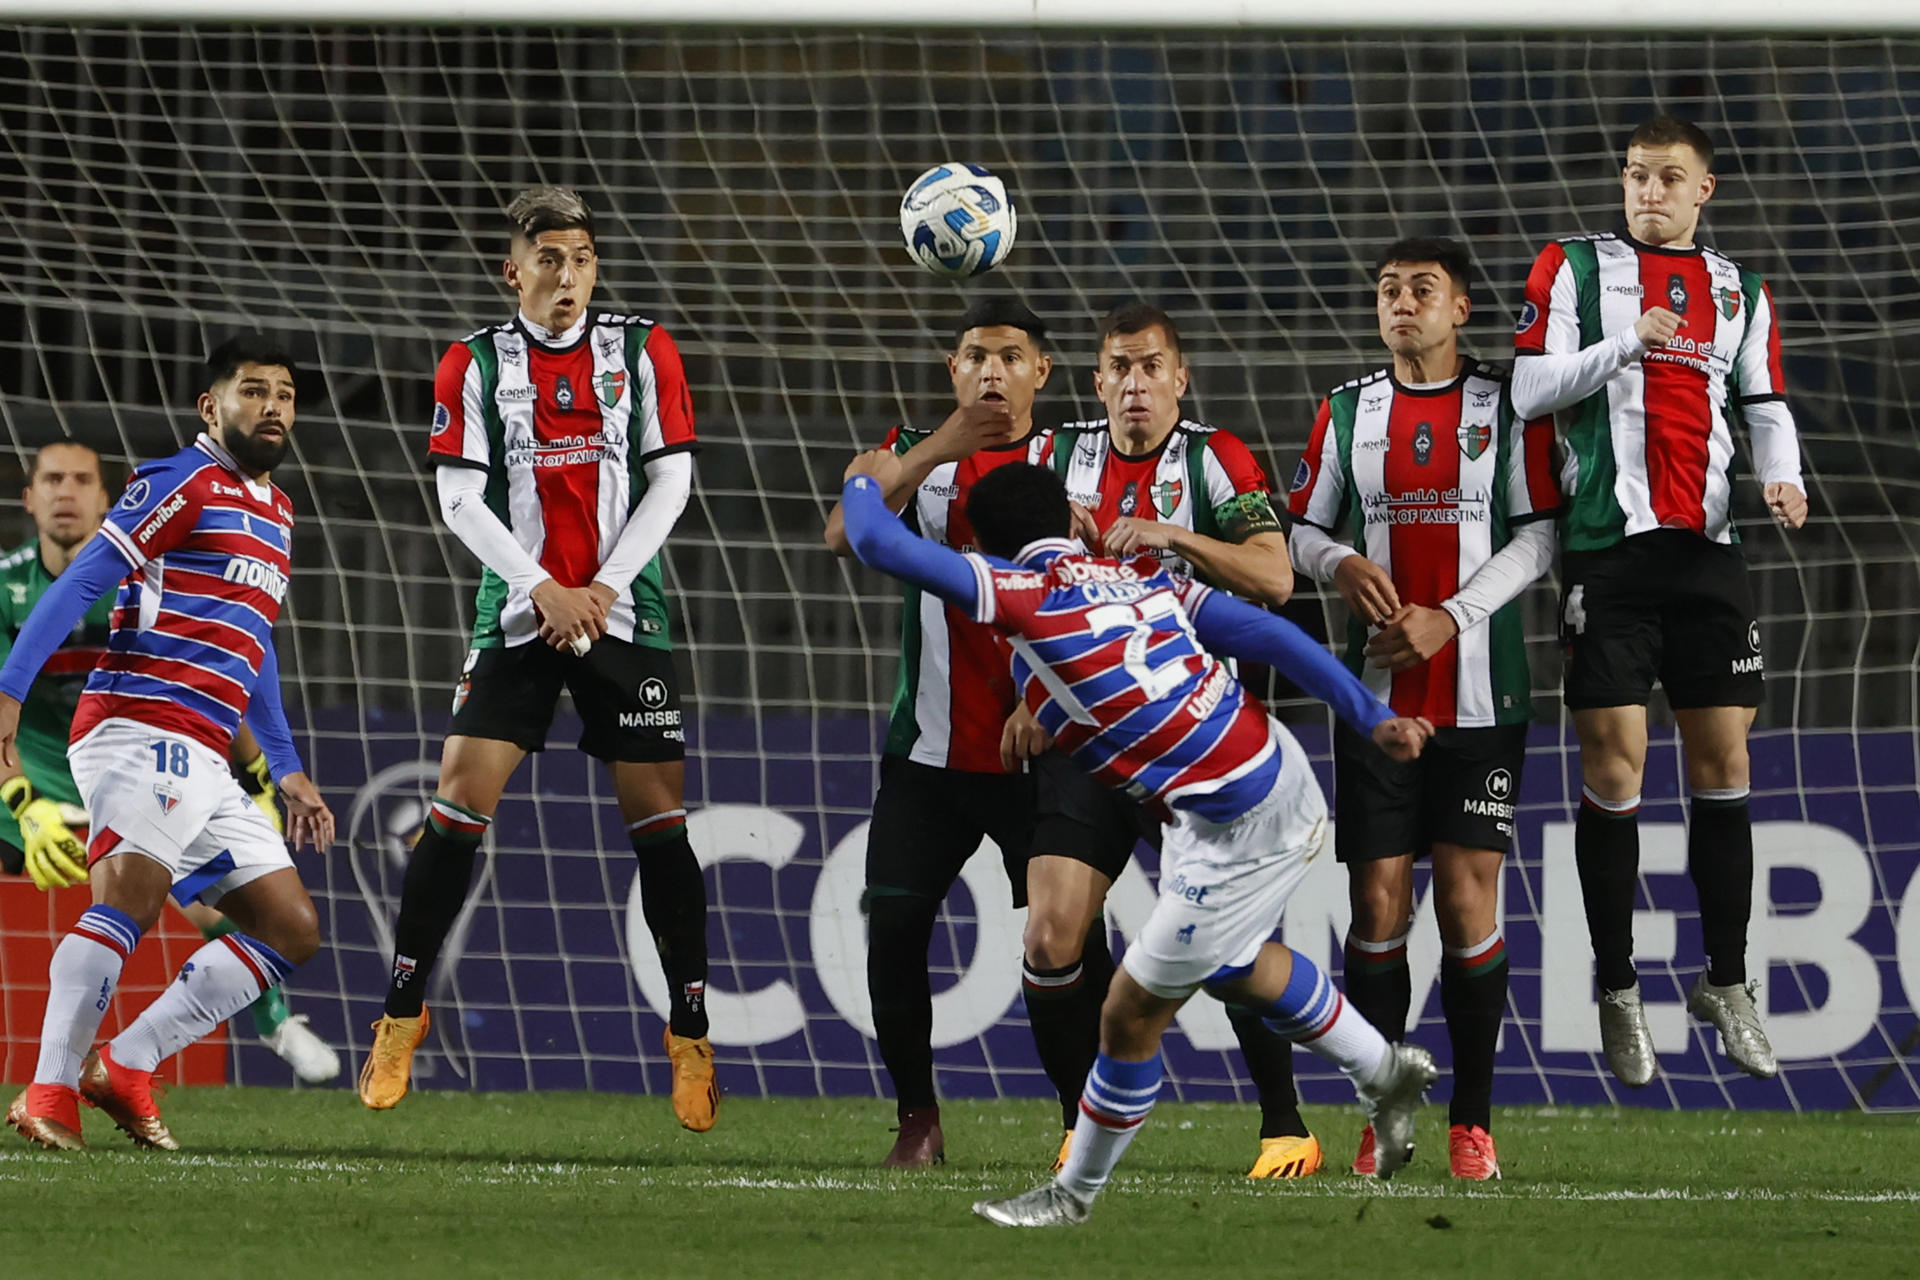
[998,702,1054,771]
[1,777,89,890]
[237,752,286,837]
[0,695,20,771]
[1633,307,1686,350]
[929,396,1017,462]
[1069,501,1101,549]
[277,772,336,852]
[1764,482,1808,530]
[1365,604,1459,672]
[1332,554,1401,628]
[1102,517,1175,557]
[532,579,609,652]
[1372,716,1435,763]
[842,447,905,492]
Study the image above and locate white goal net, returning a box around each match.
[0,22,1916,1110]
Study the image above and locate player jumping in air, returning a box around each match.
[3,336,336,1150]
[1017,302,1325,1179]
[841,454,1438,1228]
[1289,238,1560,1178]
[0,440,340,1085]
[823,296,1052,1167]
[359,187,718,1129]
[1513,116,1807,1085]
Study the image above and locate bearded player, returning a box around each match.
[5,336,336,1150]
[1290,238,1559,1178]
[1018,302,1323,1178]
[0,440,339,1085]
[1513,116,1807,1085]
[823,296,1051,1167]
[840,456,1437,1227]
[359,187,718,1130]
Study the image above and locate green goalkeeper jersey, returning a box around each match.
[0,538,115,808]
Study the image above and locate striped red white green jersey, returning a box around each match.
[1287,361,1558,728]
[428,311,698,651]
[1037,419,1282,576]
[1516,231,1787,551]
[881,426,1050,774]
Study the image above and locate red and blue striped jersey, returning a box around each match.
[75,435,294,755]
[968,539,1279,823]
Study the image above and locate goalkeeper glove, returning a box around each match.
[239,752,286,836]
[0,775,90,891]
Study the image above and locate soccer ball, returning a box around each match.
[899,163,1017,278]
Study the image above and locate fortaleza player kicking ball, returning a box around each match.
[3,336,336,1151]
[840,454,1438,1228]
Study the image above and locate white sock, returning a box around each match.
[1057,1052,1163,1202]
[111,933,294,1072]
[1262,950,1391,1087]
[33,906,142,1088]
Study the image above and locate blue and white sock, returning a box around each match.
[1262,949,1391,1087]
[111,933,295,1072]
[34,905,143,1088]
[1057,1051,1163,1202]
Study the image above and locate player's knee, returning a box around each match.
[260,900,321,967]
[1022,910,1086,970]
[1580,752,1644,800]
[1685,748,1750,793]
[1348,871,1408,940]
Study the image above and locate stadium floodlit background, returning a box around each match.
[1,23,1918,1113]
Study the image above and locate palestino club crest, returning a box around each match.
[1151,478,1183,518]
[595,370,627,407]
[1716,285,1743,320]
[1459,420,1492,461]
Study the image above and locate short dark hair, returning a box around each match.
[505,185,595,248]
[204,334,297,393]
[955,296,1047,349]
[28,439,103,481]
[1097,302,1183,363]
[965,463,1071,561]
[1626,115,1715,170]
[1374,237,1473,295]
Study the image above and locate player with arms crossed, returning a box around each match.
[4,337,335,1150]
[1513,116,1807,1083]
[1290,238,1559,1179]
[1022,302,1323,1179]
[360,187,718,1129]
[822,297,1051,1167]
[0,441,339,1084]
[841,455,1438,1227]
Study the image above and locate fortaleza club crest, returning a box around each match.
[1151,478,1183,518]
[1716,285,1743,320]
[595,370,627,407]
[1459,420,1492,461]
[153,783,181,816]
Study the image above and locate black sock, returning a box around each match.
[1689,790,1754,987]
[1343,931,1412,1043]
[1023,918,1113,1130]
[866,891,940,1115]
[632,820,710,1039]
[1441,934,1509,1132]
[385,798,489,1017]
[1226,1004,1307,1139]
[1576,790,1642,993]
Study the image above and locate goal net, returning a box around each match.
[0,21,1916,1110]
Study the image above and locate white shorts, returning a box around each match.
[70,719,292,907]
[1123,721,1329,1000]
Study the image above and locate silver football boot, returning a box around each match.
[1355,1043,1438,1179]
[1599,984,1658,1087]
[1687,974,1778,1079]
[972,1181,1093,1228]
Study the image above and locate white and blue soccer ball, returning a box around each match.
[899,163,1017,278]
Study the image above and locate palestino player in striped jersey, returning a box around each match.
[840,454,1439,1228]
[1289,237,1560,1180]
[1024,302,1326,1180]
[360,187,719,1129]
[822,296,1052,1167]
[0,440,340,1086]
[3,336,336,1151]
[1512,115,1807,1086]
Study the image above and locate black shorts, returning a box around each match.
[865,754,1036,908]
[1560,530,1764,711]
[448,638,686,763]
[1334,721,1528,862]
[1031,750,1159,883]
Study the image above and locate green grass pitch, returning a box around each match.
[2,1090,1915,1278]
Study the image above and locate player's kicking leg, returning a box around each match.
[177,901,340,1083]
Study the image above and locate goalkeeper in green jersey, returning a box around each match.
[0,441,340,1084]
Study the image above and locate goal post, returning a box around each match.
[0,13,1915,1110]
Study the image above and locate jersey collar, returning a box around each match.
[194,433,274,502]
[517,310,589,348]
[1014,536,1080,568]
[1620,226,1704,258]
